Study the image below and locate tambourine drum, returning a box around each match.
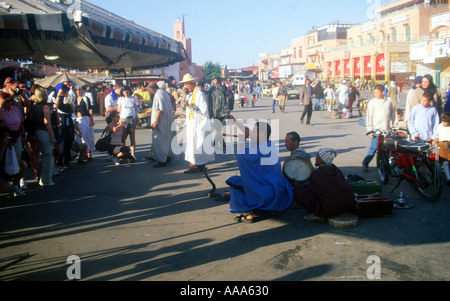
[283,156,313,183]
[137,108,152,119]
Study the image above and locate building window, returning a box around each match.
[391,27,397,42]
[404,24,411,41]
[380,31,386,42]
[299,47,302,58]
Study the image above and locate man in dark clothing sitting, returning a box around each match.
[293,148,355,222]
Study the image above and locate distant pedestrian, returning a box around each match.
[255,83,262,101]
[405,76,423,120]
[313,81,325,111]
[118,86,140,160]
[324,84,336,111]
[387,81,399,110]
[299,79,313,125]
[180,73,215,174]
[411,75,443,122]
[207,76,229,124]
[226,85,235,112]
[336,81,349,111]
[277,82,287,113]
[362,84,395,172]
[149,81,175,168]
[370,79,376,92]
[347,81,361,110]
[104,83,123,117]
[74,85,95,161]
[271,83,279,114]
[408,91,440,143]
[30,88,57,186]
[55,83,76,171]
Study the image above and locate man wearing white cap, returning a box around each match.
[149,81,175,168]
[336,81,350,111]
[180,74,215,173]
[293,148,355,221]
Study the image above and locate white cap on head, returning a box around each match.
[318,148,338,164]
[157,81,166,89]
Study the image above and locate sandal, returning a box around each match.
[233,214,254,224]
[233,215,243,223]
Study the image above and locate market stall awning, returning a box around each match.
[35,73,93,88]
[0,0,185,71]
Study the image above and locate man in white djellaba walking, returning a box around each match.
[149,81,176,168]
[179,73,215,174]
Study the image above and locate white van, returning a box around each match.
[292,71,316,87]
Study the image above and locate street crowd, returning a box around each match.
[1,72,449,223]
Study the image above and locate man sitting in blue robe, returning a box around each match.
[225,117,293,223]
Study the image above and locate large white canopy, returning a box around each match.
[0,0,185,71]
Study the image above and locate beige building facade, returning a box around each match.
[258,0,449,88]
[324,0,449,87]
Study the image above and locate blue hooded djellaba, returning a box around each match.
[226,142,294,214]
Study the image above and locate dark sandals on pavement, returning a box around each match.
[233,214,254,224]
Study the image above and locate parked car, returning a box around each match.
[262,83,273,97]
[287,85,300,100]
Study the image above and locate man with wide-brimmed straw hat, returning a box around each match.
[180,73,215,173]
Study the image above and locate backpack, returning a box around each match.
[95,127,112,152]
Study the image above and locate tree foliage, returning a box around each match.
[202,61,222,79]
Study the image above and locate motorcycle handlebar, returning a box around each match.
[365,129,389,136]
[365,127,408,137]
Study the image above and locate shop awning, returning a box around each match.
[0,0,185,71]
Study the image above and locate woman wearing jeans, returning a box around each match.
[30,88,56,186]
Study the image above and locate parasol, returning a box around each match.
[0,0,185,71]
[35,73,93,88]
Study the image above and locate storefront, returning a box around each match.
[344,59,351,78]
[364,56,372,80]
[327,62,333,79]
[354,57,361,79]
[375,54,386,81]
[335,60,341,79]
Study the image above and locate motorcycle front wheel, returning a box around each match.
[377,150,390,185]
[413,159,442,203]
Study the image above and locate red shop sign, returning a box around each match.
[335,61,341,77]
[344,59,351,77]
[354,58,361,77]
[327,62,333,77]
[364,56,372,76]
[375,54,385,76]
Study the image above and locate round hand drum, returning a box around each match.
[283,156,313,183]
[137,108,152,119]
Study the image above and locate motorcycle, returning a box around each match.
[235,94,250,108]
[364,122,443,203]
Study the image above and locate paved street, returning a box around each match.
[1,90,449,283]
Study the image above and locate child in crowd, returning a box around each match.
[362,84,396,172]
[395,109,409,139]
[396,109,407,129]
[437,112,450,185]
[408,91,440,143]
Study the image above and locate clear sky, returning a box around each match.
[88,0,376,69]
